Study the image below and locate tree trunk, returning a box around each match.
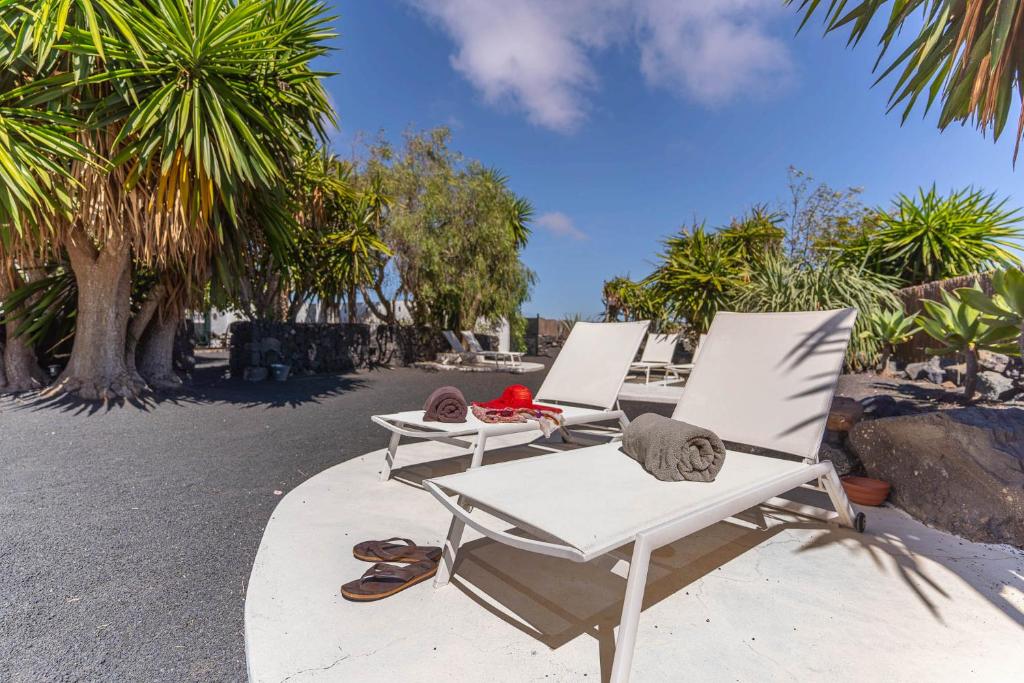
[878,345,893,377]
[0,272,46,393]
[963,348,979,402]
[1,328,46,393]
[139,297,184,390]
[53,236,144,400]
[347,285,358,323]
[125,282,166,379]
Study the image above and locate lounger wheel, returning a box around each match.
[854,512,866,533]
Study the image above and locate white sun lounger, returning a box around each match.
[440,330,470,365]
[425,309,863,682]
[665,332,706,379]
[371,321,649,481]
[462,330,524,367]
[628,332,679,384]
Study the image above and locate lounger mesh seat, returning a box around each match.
[371,321,649,480]
[425,309,863,683]
[429,444,813,560]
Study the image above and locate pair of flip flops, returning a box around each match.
[341,537,442,602]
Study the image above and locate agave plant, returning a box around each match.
[957,268,1024,361]
[918,287,1019,401]
[864,308,918,376]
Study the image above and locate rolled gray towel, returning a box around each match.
[622,413,726,482]
[423,386,468,423]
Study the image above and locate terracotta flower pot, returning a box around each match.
[841,476,891,506]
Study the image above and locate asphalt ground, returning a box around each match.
[0,353,670,682]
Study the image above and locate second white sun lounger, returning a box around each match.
[425,309,862,682]
[462,330,524,367]
[371,321,649,481]
[628,332,678,384]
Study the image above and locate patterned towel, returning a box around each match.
[470,405,564,438]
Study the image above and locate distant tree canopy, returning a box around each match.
[602,171,1023,368]
[215,127,536,339]
[365,128,535,334]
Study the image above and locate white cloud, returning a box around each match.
[634,0,793,105]
[408,0,793,131]
[536,212,587,240]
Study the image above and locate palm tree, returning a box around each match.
[791,0,1024,159]
[1,0,335,399]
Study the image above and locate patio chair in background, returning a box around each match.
[462,331,524,367]
[425,309,863,683]
[665,332,706,381]
[628,333,679,384]
[371,321,650,481]
[441,330,471,365]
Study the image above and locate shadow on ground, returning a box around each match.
[5,351,370,415]
[389,440,1023,683]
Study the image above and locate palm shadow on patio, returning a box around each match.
[434,495,1022,682]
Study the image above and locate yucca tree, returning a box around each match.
[0,32,90,392]
[958,268,1024,360]
[717,205,786,264]
[645,225,746,335]
[602,276,665,327]
[918,287,1019,400]
[1,0,334,399]
[324,193,392,323]
[839,186,1023,286]
[791,0,1024,159]
[864,307,918,375]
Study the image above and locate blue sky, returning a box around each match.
[323,1,1021,318]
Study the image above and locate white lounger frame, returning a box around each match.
[628,332,679,384]
[425,310,864,682]
[372,321,649,481]
[462,330,524,367]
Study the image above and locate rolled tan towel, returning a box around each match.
[423,386,468,423]
[622,413,726,482]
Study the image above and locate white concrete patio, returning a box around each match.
[245,433,1024,682]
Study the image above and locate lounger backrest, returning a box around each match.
[639,333,678,363]
[692,334,706,364]
[461,331,484,353]
[443,330,466,354]
[537,320,650,410]
[672,309,856,461]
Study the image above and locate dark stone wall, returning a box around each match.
[228,321,447,375]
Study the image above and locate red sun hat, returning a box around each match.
[474,384,562,413]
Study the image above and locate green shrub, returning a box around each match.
[730,253,901,370]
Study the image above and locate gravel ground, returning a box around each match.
[0,353,668,682]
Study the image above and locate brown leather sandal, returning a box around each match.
[340,560,438,601]
[352,537,441,564]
